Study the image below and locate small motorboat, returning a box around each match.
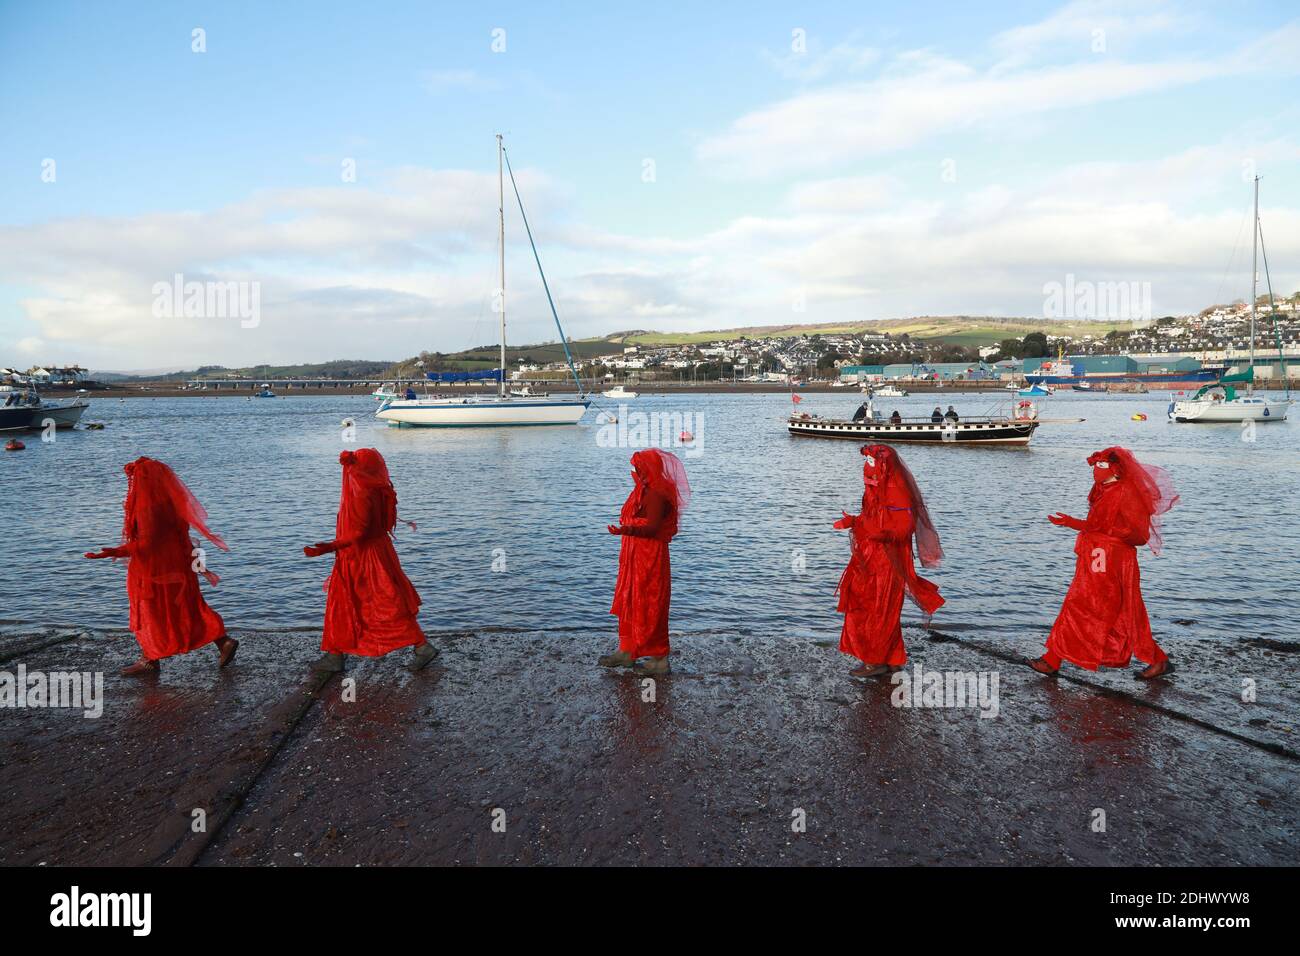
[871,384,909,398]
[510,385,549,398]
[32,396,90,429]
[602,385,639,399]
[5,438,25,451]
[1018,383,1053,397]
[256,385,276,398]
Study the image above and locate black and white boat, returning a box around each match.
[787,398,1080,447]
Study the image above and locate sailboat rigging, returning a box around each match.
[1169,176,1292,423]
[376,135,590,427]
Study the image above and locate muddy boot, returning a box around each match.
[633,655,670,676]
[312,652,345,673]
[1134,659,1173,681]
[598,650,636,668]
[849,663,890,678]
[216,636,240,668]
[1027,656,1060,676]
[410,642,439,672]
[121,657,160,677]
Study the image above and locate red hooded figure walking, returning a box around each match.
[303,449,437,672]
[601,448,691,676]
[833,444,944,678]
[1031,447,1178,681]
[84,457,238,676]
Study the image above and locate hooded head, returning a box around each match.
[122,456,228,551]
[629,448,691,513]
[338,448,398,537]
[1086,446,1179,553]
[858,444,942,568]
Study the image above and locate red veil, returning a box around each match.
[861,444,943,569]
[336,448,399,542]
[1087,447,1179,554]
[123,456,228,584]
[627,448,691,536]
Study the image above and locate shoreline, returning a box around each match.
[2,624,1295,865]
[45,380,1296,399]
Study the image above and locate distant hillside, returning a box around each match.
[622,316,1147,347]
[107,359,396,382]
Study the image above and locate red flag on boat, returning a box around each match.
[791,394,802,404]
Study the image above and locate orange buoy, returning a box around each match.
[5,438,25,451]
[1131,413,1148,421]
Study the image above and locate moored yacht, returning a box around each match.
[377,135,590,428]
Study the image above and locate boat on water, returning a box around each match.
[1019,383,1053,397]
[1170,177,1291,424]
[602,385,638,399]
[256,385,276,398]
[372,384,399,401]
[377,136,589,428]
[869,384,908,398]
[788,397,1081,447]
[1072,382,1097,392]
[0,386,89,431]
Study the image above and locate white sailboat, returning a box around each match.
[1170,177,1292,424]
[377,136,590,428]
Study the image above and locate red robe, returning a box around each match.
[103,514,226,660]
[1046,480,1167,669]
[610,486,675,658]
[837,480,943,666]
[318,464,424,657]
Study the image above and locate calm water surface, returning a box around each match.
[2,391,1296,641]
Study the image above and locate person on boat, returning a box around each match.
[852,402,869,422]
[1029,446,1178,681]
[84,456,238,676]
[601,448,690,676]
[404,386,417,400]
[889,409,903,424]
[930,406,943,422]
[303,449,437,672]
[832,445,944,678]
[944,405,959,422]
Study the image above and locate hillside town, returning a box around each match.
[6,298,1298,390]
[522,298,1300,385]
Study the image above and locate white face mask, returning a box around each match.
[865,455,876,468]
[1095,460,1110,470]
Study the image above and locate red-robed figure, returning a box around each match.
[84,456,238,676]
[832,444,944,678]
[1031,446,1178,681]
[303,449,436,672]
[600,448,691,676]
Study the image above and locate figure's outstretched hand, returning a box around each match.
[607,524,622,536]
[83,548,112,560]
[832,511,855,530]
[1047,512,1085,530]
[303,542,333,557]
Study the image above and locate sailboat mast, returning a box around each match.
[1249,175,1258,395]
[498,133,506,400]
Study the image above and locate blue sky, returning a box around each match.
[2,0,1298,370]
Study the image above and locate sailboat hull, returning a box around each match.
[1168,398,1291,423]
[377,397,589,427]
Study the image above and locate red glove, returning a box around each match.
[832,511,856,530]
[1047,512,1086,531]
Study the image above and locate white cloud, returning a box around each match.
[698,21,1300,179]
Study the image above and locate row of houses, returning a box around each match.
[1,365,91,386]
